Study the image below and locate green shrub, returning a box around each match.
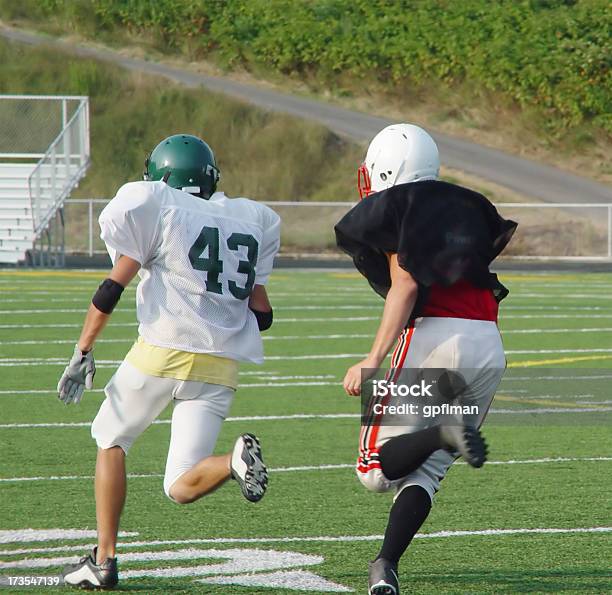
[3,0,608,134]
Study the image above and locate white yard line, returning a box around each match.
[0,527,610,558]
[0,322,138,329]
[489,406,612,413]
[505,348,612,354]
[1,294,370,302]
[240,381,339,387]
[3,308,612,316]
[0,335,372,346]
[517,394,594,400]
[505,305,612,311]
[4,303,612,312]
[4,328,612,346]
[1,286,605,294]
[3,347,612,368]
[1,404,611,429]
[502,314,612,319]
[0,292,375,301]
[5,304,612,315]
[582,400,612,404]
[504,374,612,381]
[0,317,378,329]
[0,389,106,395]
[8,299,609,307]
[0,413,359,428]
[0,457,609,484]
[0,530,138,546]
[508,282,612,288]
[501,327,612,334]
[511,293,612,299]
[0,308,131,314]
[0,290,133,296]
[0,354,366,367]
[0,305,381,314]
[0,375,337,395]
[5,314,612,331]
[245,375,336,380]
[0,380,341,392]
[0,338,135,346]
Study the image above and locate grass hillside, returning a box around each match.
[0,33,605,255]
[0,37,362,202]
[0,0,609,180]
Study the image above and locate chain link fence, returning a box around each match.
[495,203,612,259]
[27,98,90,235]
[63,199,612,260]
[0,95,84,157]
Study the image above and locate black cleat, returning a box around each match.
[230,433,268,502]
[61,547,118,590]
[368,558,399,595]
[440,424,488,468]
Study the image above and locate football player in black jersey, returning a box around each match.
[335,124,516,595]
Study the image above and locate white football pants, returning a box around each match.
[91,360,234,499]
[357,316,506,501]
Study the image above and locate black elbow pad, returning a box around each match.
[92,278,125,314]
[251,308,273,331]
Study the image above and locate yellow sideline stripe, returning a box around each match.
[495,395,606,410]
[499,274,585,282]
[330,272,362,279]
[328,272,595,282]
[509,354,612,367]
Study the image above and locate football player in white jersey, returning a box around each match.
[56,134,281,589]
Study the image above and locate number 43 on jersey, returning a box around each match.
[188,225,259,300]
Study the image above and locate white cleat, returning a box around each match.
[230,433,268,502]
[61,547,118,590]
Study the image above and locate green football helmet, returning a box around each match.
[143,134,220,199]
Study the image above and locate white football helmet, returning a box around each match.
[358,123,440,199]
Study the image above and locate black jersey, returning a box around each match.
[334,180,517,303]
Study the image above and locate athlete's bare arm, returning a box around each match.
[343,253,418,396]
[77,256,141,352]
[249,284,272,312]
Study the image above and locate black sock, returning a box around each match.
[376,485,432,566]
[378,427,443,480]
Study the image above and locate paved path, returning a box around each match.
[2,24,610,204]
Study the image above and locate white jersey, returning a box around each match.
[99,181,281,363]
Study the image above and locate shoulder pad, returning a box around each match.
[114,180,164,204]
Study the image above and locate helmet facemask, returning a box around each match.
[357,162,373,200]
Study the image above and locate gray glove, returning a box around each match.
[57,345,96,404]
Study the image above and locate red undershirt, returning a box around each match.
[420,279,498,322]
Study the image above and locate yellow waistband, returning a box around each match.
[125,337,238,389]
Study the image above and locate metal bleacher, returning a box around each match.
[0,95,90,265]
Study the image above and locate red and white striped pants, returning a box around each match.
[356,316,505,501]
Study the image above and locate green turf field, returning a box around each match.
[0,269,610,593]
